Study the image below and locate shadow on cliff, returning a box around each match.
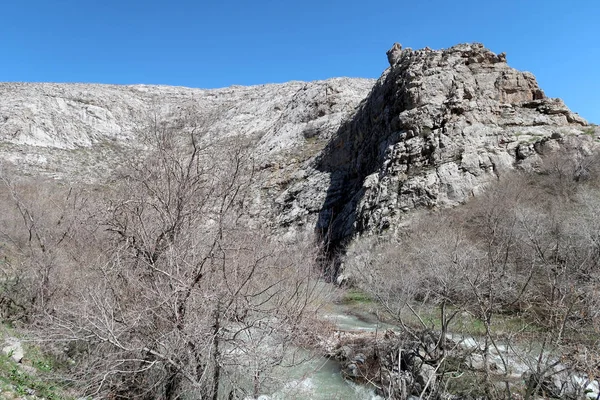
[312,42,586,280]
[314,70,407,279]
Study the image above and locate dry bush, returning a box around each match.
[31,122,325,399]
[344,149,600,398]
[1,116,328,399]
[0,171,102,322]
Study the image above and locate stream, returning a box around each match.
[266,357,382,400]
[255,303,600,400]
[256,306,390,400]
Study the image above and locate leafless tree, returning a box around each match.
[344,151,600,398]
[1,116,325,399]
[0,170,96,321]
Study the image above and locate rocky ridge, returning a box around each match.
[0,78,373,180]
[1,41,598,400]
[307,43,592,252]
[0,43,595,249]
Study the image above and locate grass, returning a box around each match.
[418,307,544,337]
[298,137,327,161]
[340,288,373,305]
[0,358,65,400]
[346,297,548,339]
[582,127,596,136]
[336,286,564,343]
[0,326,74,400]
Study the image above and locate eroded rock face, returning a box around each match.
[0,79,373,181]
[386,42,403,66]
[0,43,593,250]
[305,43,591,249]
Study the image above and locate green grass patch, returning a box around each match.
[341,289,373,305]
[386,303,546,337]
[26,346,60,374]
[0,326,74,399]
[0,353,72,400]
[582,127,596,136]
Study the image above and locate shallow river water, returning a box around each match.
[267,356,382,400]
[260,306,600,400]
[258,306,391,400]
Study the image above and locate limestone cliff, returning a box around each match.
[0,43,595,252]
[0,79,373,180]
[306,43,592,251]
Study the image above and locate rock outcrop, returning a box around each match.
[307,43,590,253]
[1,337,24,363]
[327,329,600,399]
[0,43,594,255]
[330,329,443,399]
[0,79,373,181]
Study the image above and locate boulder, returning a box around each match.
[2,337,24,363]
[386,42,403,66]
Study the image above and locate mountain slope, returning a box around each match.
[0,43,595,249]
[0,79,373,180]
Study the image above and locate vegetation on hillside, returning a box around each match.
[0,119,325,399]
[345,150,600,398]
[1,116,600,399]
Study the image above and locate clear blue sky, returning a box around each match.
[1,0,598,122]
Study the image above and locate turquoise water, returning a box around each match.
[263,306,389,400]
[267,356,382,400]
[321,310,398,332]
[227,303,394,400]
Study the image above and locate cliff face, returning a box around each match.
[306,43,591,248]
[0,43,594,250]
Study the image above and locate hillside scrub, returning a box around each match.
[0,120,326,399]
[344,150,600,398]
[1,43,599,399]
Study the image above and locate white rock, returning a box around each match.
[2,337,24,363]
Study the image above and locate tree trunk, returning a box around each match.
[211,305,221,400]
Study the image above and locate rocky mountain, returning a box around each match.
[310,43,592,251]
[0,78,372,178]
[0,43,595,256]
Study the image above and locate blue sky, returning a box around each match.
[1,0,598,122]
